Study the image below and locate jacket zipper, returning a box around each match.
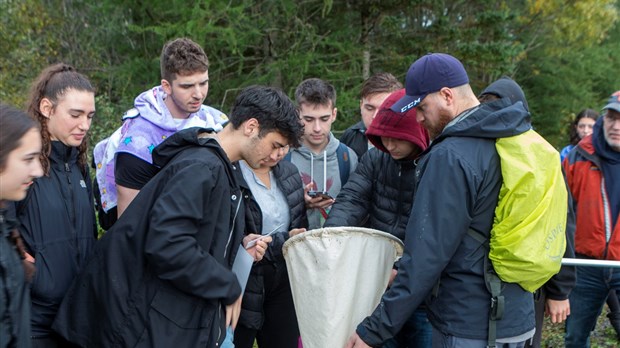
[601,177,613,259]
[65,162,80,262]
[216,304,223,346]
[224,194,243,259]
[393,163,404,233]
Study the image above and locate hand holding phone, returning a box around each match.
[308,191,333,200]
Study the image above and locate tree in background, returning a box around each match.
[1,0,618,149]
[516,0,619,146]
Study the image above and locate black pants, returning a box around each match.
[234,265,299,348]
[32,333,80,348]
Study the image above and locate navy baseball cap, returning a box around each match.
[602,91,620,112]
[391,53,470,113]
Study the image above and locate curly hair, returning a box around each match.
[229,85,303,148]
[25,63,95,175]
[160,38,209,82]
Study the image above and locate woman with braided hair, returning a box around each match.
[15,63,97,348]
[0,104,43,348]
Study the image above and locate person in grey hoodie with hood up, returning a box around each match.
[287,78,358,230]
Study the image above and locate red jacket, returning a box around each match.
[563,135,620,260]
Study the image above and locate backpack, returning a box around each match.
[283,142,351,185]
[475,129,567,347]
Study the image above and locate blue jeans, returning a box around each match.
[565,264,620,347]
[383,308,432,348]
[221,326,235,348]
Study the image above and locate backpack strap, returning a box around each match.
[336,143,350,185]
[467,228,504,348]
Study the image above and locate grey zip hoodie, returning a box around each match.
[288,133,358,229]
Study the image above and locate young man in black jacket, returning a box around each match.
[52,86,303,348]
[326,89,430,347]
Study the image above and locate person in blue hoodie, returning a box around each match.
[346,53,535,348]
[93,37,227,229]
[52,85,304,348]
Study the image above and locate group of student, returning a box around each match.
[0,37,618,348]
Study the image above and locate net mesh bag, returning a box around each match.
[283,227,404,348]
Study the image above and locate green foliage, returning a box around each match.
[0,0,60,107]
[518,0,619,147]
[1,0,618,150]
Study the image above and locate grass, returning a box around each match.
[248,308,620,348]
[541,306,620,347]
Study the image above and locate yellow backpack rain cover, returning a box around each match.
[491,129,567,292]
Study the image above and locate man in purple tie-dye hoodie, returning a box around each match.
[93,38,228,229]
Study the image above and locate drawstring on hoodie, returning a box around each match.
[309,151,328,192]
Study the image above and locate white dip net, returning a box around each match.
[283,227,404,348]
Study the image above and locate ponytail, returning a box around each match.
[26,63,95,175]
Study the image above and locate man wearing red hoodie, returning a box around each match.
[563,91,620,347]
[325,89,431,347]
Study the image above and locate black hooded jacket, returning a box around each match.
[53,128,246,348]
[324,148,415,241]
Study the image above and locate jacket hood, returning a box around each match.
[437,98,531,143]
[366,89,429,156]
[134,86,178,131]
[152,127,222,168]
[133,86,227,132]
[479,77,529,112]
[593,117,620,164]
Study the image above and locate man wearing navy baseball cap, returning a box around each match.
[346,53,536,348]
[390,53,470,114]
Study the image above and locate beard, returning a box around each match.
[426,112,454,140]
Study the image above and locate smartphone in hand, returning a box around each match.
[308,191,333,200]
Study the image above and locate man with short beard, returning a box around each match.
[346,53,535,348]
